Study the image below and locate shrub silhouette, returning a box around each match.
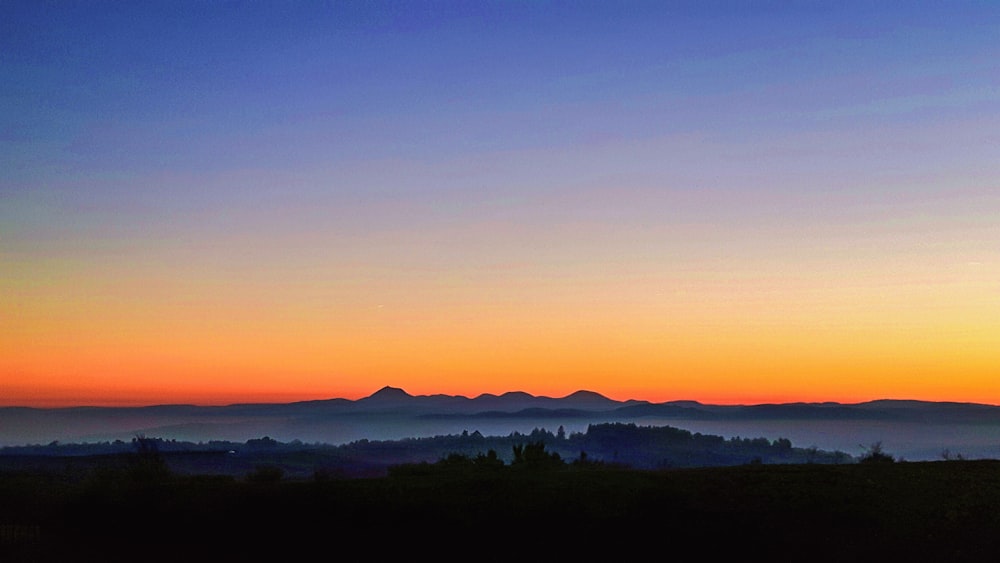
[940,449,965,461]
[859,442,895,464]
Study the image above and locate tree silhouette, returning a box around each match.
[512,441,564,470]
[128,434,171,483]
[473,449,504,469]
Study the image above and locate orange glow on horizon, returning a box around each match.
[4,188,998,409]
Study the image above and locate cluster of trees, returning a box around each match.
[507,423,852,468]
[389,441,578,477]
[386,423,857,478]
[1,423,858,481]
[0,436,254,456]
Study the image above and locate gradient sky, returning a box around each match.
[2,1,999,407]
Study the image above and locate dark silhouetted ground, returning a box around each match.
[2,459,1000,562]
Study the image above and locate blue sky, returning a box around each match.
[6,2,995,177]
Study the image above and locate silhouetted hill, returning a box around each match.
[853,399,1000,422]
[733,403,900,420]
[424,407,596,420]
[613,402,714,418]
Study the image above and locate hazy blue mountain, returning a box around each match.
[4,387,1000,461]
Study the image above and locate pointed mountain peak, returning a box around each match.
[367,386,412,400]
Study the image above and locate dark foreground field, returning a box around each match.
[3,460,1000,562]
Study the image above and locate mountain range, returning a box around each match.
[4,386,1000,461]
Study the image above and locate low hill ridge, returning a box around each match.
[4,388,1000,459]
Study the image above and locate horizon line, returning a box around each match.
[4,385,998,410]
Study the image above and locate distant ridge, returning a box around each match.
[348,386,640,414]
[333,387,1000,426]
[4,386,1000,457]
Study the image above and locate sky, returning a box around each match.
[2,1,999,407]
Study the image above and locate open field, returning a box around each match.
[2,459,1000,562]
